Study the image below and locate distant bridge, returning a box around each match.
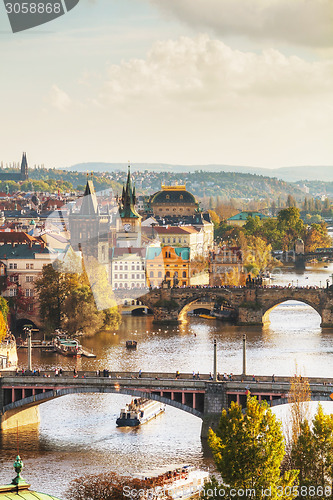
[1,371,333,437]
[115,286,333,326]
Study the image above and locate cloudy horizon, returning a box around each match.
[0,0,332,170]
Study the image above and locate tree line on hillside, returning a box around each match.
[213,207,332,253]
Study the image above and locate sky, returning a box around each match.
[0,0,332,169]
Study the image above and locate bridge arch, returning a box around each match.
[262,297,322,324]
[1,386,203,429]
[177,293,234,322]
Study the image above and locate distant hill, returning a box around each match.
[67,162,333,183]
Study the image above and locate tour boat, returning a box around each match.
[126,340,137,349]
[136,465,210,499]
[116,398,165,426]
[53,337,82,358]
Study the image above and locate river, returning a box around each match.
[1,262,333,497]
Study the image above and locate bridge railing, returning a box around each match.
[2,371,333,386]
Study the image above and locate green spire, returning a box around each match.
[119,164,140,219]
[11,455,28,486]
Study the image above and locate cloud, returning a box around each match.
[48,85,72,111]
[97,35,333,109]
[148,0,333,48]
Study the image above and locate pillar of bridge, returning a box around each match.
[152,307,180,324]
[1,405,40,431]
[201,383,227,438]
[237,306,263,326]
[320,308,333,328]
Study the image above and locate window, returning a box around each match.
[26,263,33,269]
[26,276,34,282]
[114,265,118,270]
[132,274,135,279]
[150,271,154,278]
[114,274,118,279]
[158,271,162,278]
[124,274,128,279]
[124,265,128,271]
[120,265,123,271]
[136,265,140,270]
[28,303,34,312]
[9,288,17,296]
[25,289,34,297]
[166,271,170,277]
[132,265,135,270]
[10,263,17,270]
[119,274,123,279]
[9,275,18,283]
[183,271,187,278]
[136,274,140,279]
[115,283,118,289]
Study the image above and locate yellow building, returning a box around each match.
[146,246,190,288]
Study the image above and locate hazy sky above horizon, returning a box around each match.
[0,0,332,169]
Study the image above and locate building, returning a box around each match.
[0,242,54,329]
[153,226,203,259]
[146,245,190,288]
[227,211,270,226]
[69,176,110,266]
[150,184,199,217]
[117,166,142,248]
[209,246,243,286]
[110,247,146,290]
[0,152,29,181]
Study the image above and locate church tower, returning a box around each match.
[117,165,142,248]
[20,152,28,181]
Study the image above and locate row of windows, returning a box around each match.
[114,283,145,289]
[114,274,145,280]
[162,237,187,244]
[8,263,34,270]
[149,271,187,278]
[9,288,34,296]
[114,264,145,271]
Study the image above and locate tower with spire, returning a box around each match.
[69,174,110,264]
[20,152,28,181]
[117,165,142,248]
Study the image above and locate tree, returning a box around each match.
[208,397,298,499]
[35,264,74,331]
[66,471,171,500]
[291,405,333,495]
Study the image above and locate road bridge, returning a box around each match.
[1,371,333,437]
[116,286,333,326]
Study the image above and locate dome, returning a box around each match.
[151,187,196,205]
[0,456,63,500]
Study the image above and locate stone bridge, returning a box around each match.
[2,371,333,437]
[116,287,333,326]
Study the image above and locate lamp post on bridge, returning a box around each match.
[242,333,246,376]
[23,325,38,373]
[213,338,217,381]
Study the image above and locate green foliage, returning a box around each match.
[208,397,298,500]
[291,405,333,495]
[35,261,121,335]
[0,296,9,324]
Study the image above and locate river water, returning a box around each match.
[1,263,333,497]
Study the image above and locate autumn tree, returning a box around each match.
[207,397,298,500]
[290,405,333,496]
[66,471,172,500]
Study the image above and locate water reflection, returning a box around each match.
[2,263,333,495]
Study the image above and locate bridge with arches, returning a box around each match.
[1,371,333,437]
[115,286,333,326]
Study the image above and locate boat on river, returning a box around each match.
[53,337,82,358]
[116,398,165,426]
[126,340,137,349]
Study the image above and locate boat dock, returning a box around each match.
[18,342,96,358]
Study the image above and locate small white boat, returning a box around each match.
[116,398,165,427]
